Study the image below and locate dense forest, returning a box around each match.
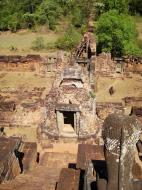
[0,0,142,56]
[0,0,142,31]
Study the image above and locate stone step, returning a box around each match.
[0,152,77,190]
[40,152,76,168]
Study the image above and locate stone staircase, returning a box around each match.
[0,152,76,190]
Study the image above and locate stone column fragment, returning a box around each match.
[102,114,141,190]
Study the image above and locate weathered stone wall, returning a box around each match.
[0,87,47,142]
[123,97,142,106]
[124,63,142,74]
[95,53,115,76]
[0,55,42,72]
[0,88,45,126]
[0,54,64,73]
[123,56,142,74]
[96,102,124,120]
[95,54,142,76]
[42,85,96,138]
[38,64,98,140]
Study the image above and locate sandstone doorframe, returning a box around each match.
[56,104,80,137]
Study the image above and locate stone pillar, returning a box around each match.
[83,162,94,190]
[102,114,141,190]
[102,114,122,190]
[119,116,141,190]
[76,112,80,135]
[74,113,77,133]
[92,98,96,117]
[97,176,107,190]
[56,111,64,133]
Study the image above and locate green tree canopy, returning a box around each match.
[102,0,129,13]
[35,0,63,29]
[129,0,142,15]
[96,10,140,56]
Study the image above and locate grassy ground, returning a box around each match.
[0,30,61,55]
[0,16,141,55]
[0,71,55,142]
[96,74,142,102]
[0,72,55,90]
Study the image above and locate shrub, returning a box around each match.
[9,45,17,51]
[96,10,140,57]
[103,0,129,14]
[124,41,141,56]
[89,91,96,99]
[31,37,45,51]
[71,7,85,27]
[23,13,36,29]
[7,14,21,32]
[56,26,81,50]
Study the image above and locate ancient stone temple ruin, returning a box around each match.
[43,65,96,138]
[37,32,98,140]
[0,29,142,189]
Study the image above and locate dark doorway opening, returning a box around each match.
[63,111,74,129]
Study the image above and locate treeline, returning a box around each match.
[0,0,95,31]
[103,0,142,15]
[0,0,142,32]
[0,0,142,56]
[96,0,142,56]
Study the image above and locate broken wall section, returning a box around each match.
[0,136,37,184]
[0,53,64,73]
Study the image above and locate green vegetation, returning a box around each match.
[89,91,96,99]
[129,0,142,15]
[0,0,142,31]
[0,0,97,31]
[0,31,60,54]
[102,0,129,14]
[31,37,45,50]
[31,36,56,51]
[96,0,142,56]
[56,26,81,50]
[0,0,142,56]
[9,45,18,52]
[97,10,141,56]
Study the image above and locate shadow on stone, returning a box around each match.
[14,149,24,174]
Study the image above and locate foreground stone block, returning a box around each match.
[21,142,37,171]
[76,144,105,170]
[57,168,80,190]
[0,136,21,183]
[103,114,142,190]
[0,136,38,184]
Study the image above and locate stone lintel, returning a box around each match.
[56,104,80,112]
